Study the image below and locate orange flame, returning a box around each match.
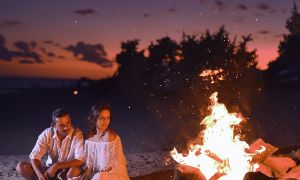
[171,92,259,180]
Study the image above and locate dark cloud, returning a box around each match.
[19,59,35,64]
[65,42,112,67]
[43,40,54,44]
[14,41,30,52]
[40,47,47,54]
[39,47,56,57]
[73,9,98,16]
[43,40,61,47]
[30,41,37,49]
[142,13,150,18]
[257,30,271,34]
[257,3,271,10]
[167,7,177,13]
[214,0,225,11]
[237,4,248,10]
[58,55,65,59]
[54,43,61,47]
[0,34,43,64]
[47,52,56,57]
[0,21,21,29]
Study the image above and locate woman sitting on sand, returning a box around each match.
[81,103,129,180]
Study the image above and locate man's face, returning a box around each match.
[54,115,72,137]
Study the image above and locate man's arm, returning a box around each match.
[46,129,84,177]
[30,159,48,180]
[45,159,83,177]
[55,159,83,169]
[29,129,49,179]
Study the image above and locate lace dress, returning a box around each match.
[84,135,129,180]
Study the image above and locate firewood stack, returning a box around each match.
[247,138,300,179]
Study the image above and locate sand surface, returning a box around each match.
[0,151,171,179]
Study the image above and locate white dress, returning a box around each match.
[84,135,130,180]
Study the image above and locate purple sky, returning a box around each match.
[0,0,298,79]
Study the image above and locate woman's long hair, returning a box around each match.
[87,103,111,138]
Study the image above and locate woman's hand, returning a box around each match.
[100,167,112,172]
[81,167,92,180]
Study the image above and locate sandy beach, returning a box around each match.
[0,151,171,179]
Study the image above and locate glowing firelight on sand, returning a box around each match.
[171,92,259,180]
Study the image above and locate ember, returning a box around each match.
[199,69,224,84]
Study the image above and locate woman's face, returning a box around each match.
[96,109,111,132]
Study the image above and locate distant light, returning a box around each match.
[73,90,78,95]
[74,20,78,24]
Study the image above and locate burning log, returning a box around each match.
[204,150,224,164]
[253,162,273,178]
[247,138,278,163]
[263,156,296,178]
[283,165,300,179]
[169,91,300,179]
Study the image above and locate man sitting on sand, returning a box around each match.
[16,108,84,180]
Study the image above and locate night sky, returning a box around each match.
[0,0,298,79]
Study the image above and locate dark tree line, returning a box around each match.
[114,26,263,147]
[267,2,300,83]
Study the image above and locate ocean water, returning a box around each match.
[0,77,77,94]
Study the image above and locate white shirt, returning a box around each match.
[29,127,84,166]
[84,135,129,179]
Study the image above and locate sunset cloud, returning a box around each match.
[0,21,21,29]
[73,9,98,16]
[236,4,248,11]
[19,59,35,64]
[0,35,43,64]
[257,3,271,10]
[167,7,177,13]
[214,0,225,11]
[257,30,271,34]
[65,42,112,67]
[142,13,150,18]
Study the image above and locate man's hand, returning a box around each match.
[37,173,48,180]
[44,163,61,178]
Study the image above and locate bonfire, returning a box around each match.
[170,69,300,180]
[171,92,259,180]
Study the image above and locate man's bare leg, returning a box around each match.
[16,161,37,180]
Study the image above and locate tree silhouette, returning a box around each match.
[114,27,262,148]
[115,39,146,96]
[145,37,181,90]
[267,1,300,79]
